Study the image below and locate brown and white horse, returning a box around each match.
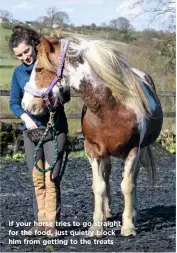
[22,36,163,237]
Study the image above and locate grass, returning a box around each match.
[69,150,87,159]
[67,118,82,136]
[0,67,15,88]
[0,58,19,66]
[0,97,11,113]
[1,153,25,163]
[0,27,13,59]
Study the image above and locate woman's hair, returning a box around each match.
[9,25,40,50]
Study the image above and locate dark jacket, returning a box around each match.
[10,62,70,132]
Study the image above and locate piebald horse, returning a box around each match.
[22,36,163,237]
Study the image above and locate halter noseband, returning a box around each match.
[25,39,69,108]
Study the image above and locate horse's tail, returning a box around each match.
[139,145,156,185]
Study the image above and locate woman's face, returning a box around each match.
[13,41,36,65]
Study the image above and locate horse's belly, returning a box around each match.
[83,113,139,159]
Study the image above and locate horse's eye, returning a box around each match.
[36,67,43,73]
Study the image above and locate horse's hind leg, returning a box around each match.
[87,155,111,237]
[121,147,140,236]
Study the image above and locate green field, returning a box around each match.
[0,67,15,88]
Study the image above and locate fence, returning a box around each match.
[0,90,176,120]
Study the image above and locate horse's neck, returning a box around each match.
[66,59,117,116]
[78,81,117,116]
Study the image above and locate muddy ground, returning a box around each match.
[0,146,176,252]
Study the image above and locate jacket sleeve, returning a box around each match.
[9,71,25,118]
[58,86,71,105]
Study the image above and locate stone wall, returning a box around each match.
[0,122,84,156]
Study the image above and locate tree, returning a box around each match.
[0,9,12,20]
[130,0,176,72]
[117,17,133,31]
[46,6,69,27]
[32,16,48,32]
[109,19,118,29]
[109,17,133,31]
[90,23,96,30]
[100,22,107,27]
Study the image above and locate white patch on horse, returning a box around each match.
[65,59,98,90]
[86,156,110,236]
[52,83,60,99]
[121,149,139,236]
[21,91,34,111]
[24,63,38,92]
[21,63,38,110]
[22,62,50,111]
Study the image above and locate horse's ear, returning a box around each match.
[37,36,53,54]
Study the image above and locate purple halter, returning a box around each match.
[28,39,69,107]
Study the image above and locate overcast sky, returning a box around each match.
[1,0,176,31]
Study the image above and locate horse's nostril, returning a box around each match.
[32,104,37,112]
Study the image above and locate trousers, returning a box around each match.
[23,130,67,227]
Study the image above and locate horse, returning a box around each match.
[21,36,163,237]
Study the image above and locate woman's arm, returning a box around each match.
[9,71,37,129]
[9,71,26,118]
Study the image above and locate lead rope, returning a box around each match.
[33,111,59,173]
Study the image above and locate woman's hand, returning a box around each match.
[21,113,38,129]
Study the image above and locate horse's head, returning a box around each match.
[21,37,69,115]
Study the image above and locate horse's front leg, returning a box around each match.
[87,155,110,237]
[103,157,112,220]
[121,147,140,236]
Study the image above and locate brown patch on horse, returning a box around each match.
[35,37,62,89]
[79,78,117,117]
[37,37,60,74]
[35,63,56,89]
[79,79,139,159]
[83,107,139,160]
[69,57,84,68]
[37,37,55,55]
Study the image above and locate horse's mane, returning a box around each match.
[38,35,154,118]
[67,37,153,118]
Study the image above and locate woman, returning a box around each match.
[9,26,70,238]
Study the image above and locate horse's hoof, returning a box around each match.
[121,227,137,236]
[88,225,105,238]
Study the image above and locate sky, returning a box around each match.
[0,0,176,31]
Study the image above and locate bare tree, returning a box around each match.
[0,9,13,20]
[109,19,118,29]
[46,6,69,27]
[131,0,175,14]
[32,16,49,33]
[46,6,56,27]
[130,0,176,30]
[131,1,176,73]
